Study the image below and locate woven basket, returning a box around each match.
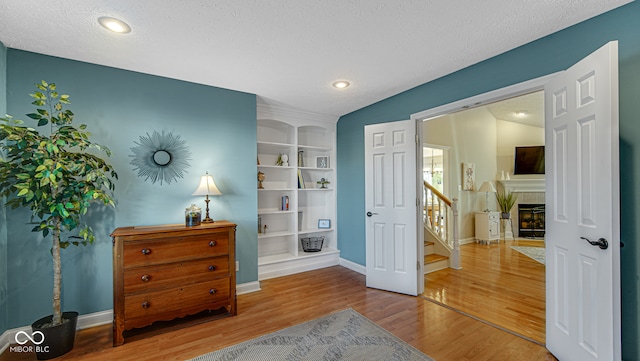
[301,236,324,252]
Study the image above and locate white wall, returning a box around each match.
[496,119,544,179]
[424,107,498,239]
[424,108,545,240]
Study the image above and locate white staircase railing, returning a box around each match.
[423,181,460,269]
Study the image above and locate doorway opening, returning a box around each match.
[418,90,547,343]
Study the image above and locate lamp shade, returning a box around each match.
[478,181,496,193]
[192,172,222,196]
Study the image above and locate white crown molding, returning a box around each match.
[257,102,338,125]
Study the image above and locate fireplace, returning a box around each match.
[518,204,545,238]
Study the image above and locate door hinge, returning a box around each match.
[415,134,419,144]
[417,260,421,270]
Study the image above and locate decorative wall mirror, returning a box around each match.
[130,130,191,185]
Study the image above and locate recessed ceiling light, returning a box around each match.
[515,110,528,117]
[332,80,350,89]
[98,17,131,34]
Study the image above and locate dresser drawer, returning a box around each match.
[123,234,229,268]
[124,278,230,320]
[123,256,230,294]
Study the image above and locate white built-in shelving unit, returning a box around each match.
[257,104,339,280]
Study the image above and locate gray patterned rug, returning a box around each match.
[190,308,434,361]
[511,246,545,265]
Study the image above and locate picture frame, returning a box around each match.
[318,219,331,229]
[462,162,475,191]
[316,156,330,169]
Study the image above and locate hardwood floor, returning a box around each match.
[424,239,546,344]
[1,265,555,361]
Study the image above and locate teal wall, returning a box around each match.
[0,41,8,335]
[337,2,640,360]
[4,50,258,329]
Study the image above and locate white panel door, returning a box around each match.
[365,120,419,296]
[545,41,621,361]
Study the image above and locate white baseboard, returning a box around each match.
[0,309,113,355]
[258,251,340,280]
[459,237,476,245]
[339,258,365,275]
[237,281,261,295]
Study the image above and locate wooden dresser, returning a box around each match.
[111,221,237,346]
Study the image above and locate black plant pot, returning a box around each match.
[31,311,78,360]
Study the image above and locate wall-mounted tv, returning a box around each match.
[514,146,545,175]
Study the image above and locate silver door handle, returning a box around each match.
[366,212,378,217]
[580,237,608,250]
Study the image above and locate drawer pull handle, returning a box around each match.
[141,274,151,282]
[141,301,150,309]
[209,241,217,247]
[141,248,152,255]
[208,265,216,271]
[209,288,217,295]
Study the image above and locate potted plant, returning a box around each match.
[495,189,517,219]
[0,81,117,359]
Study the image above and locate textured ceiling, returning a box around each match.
[0,0,631,117]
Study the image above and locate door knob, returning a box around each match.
[580,237,608,250]
[366,211,378,217]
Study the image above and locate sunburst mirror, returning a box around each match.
[129,130,192,185]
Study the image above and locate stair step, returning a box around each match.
[424,241,435,255]
[425,254,448,264]
[424,254,449,274]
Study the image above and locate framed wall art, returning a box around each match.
[316,156,329,169]
[462,162,475,191]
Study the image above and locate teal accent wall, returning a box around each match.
[337,2,640,359]
[4,50,258,328]
[0,40,8,335]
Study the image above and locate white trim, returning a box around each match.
[498,179,545,193]
[258,252,340,280]
[458,237,478,245]
[0,309,113,354]
[339,258,366,275]
[76,310,113,330]
[257,102,338,124]
[410,73,560,122]
[237,281,262,295]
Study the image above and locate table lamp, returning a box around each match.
[478,181,496,212]
[192,172,222,223]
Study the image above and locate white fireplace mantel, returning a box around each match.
[498,179,545,193]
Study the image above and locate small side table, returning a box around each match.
[475,211,500,244]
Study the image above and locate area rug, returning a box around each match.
[511,246,545,265]
[189,308,434,361]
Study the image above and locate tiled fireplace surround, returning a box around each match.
[498,179,545,239]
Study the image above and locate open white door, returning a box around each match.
[364,120,419,296]
[545,41,621,361]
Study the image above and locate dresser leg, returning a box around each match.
[113,323,125,346]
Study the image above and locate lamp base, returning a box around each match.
[202,217,214,223]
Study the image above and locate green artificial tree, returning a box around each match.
[0,81,117,326]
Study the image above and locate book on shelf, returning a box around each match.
[297,169,306,189]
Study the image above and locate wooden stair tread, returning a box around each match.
[424,241,434,246]
[425,254,448,264]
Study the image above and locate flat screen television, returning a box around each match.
[514,146,545,175]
